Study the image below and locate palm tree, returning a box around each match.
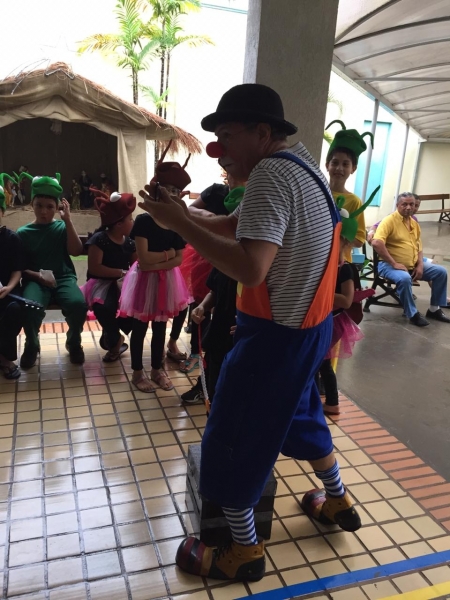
[140,85,171,113]
[78,0,157,104]
[145,0,213,119]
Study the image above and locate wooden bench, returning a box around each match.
[416,194,450,222]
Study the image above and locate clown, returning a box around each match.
[138,83,363,582]
[16,173,87,368]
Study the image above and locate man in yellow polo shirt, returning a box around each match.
[373,192,450,327]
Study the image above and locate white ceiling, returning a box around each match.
[333,0,450,140]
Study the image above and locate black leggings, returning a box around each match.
[315,359,339,406]
[93,284,121,350]
[169,307,188,342]
[0,298,23,361]
[119,317,168,372]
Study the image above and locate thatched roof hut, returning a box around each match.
[0,64,201,196]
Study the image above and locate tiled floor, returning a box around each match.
[1,326,450,599]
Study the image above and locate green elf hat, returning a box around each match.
[17,172,63,201]
[336,185,380,242]
[326,120,374,159]
[0,173,18,214]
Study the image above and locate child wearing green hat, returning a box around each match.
[325,120,374,263]
[17,174,87,368]
[317,189,378,414]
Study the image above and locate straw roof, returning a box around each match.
[0,63,202,154]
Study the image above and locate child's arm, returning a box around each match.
[140,249,184,271]
[333,279,355,310]
[192,291,216,324]
[87,245,124,279]
[0,271,22,299]
[60,199,83,256]
[135,236,176,268]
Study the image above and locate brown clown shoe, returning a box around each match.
[176,537,265,581]
[301,489,361,532]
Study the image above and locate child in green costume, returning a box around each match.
[325,120,374,263]
[17,174,87,367]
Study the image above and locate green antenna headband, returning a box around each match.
[336,185,381,242]
[16,172,63,201]
[326,119,374,159]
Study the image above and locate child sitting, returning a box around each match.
[17,173,87,367]
[0,174,25,379]
[81,189,137,362]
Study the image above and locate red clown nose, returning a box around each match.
[206,141,225,159]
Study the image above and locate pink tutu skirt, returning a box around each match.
[80,278,117,309]
[118,261,190,322]
[179,244,212,304]
[325,311,364,360]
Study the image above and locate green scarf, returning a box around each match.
[224,186,245,213]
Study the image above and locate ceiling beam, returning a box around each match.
[335,16,450,48]
[354,77,450,82]
[344,37,450,68]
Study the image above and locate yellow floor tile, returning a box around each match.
[381,520,421,545]
[408,515,447,538]
[364,500,401,523]
[356,525,394,551]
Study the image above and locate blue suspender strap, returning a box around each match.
[271,151,341,226]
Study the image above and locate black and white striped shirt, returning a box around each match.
[235,142,334,328]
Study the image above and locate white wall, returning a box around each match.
[414,143,450,221]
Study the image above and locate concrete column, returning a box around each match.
[244,0,339,162]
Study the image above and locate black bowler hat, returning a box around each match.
[201,83,298,136]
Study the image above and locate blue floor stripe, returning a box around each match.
[237,550,450,599]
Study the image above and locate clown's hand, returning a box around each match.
[138,182,190,232]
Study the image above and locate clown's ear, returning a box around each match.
[325,119,346,131]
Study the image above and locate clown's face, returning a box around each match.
[214,122,274,181]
